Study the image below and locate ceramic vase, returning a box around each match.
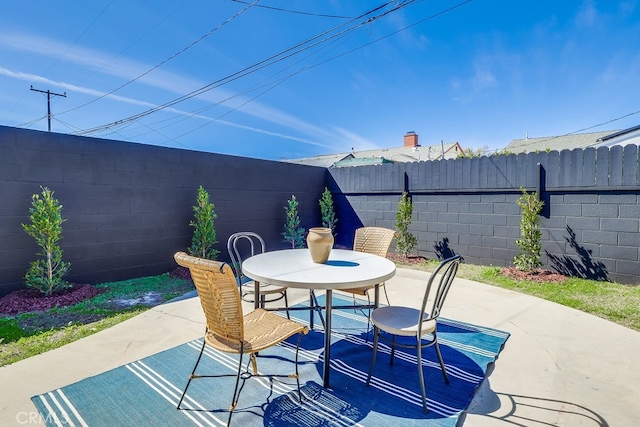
[306,227,334,263]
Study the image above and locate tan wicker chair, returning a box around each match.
[366,255,461,413]
[174,252,308,426]
[340,226,397,305]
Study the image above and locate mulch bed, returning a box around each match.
[386,253,568,283]
[501,267,567,283]
[169,266,192,281]
[386,253,428,265]
[0,283,105,315]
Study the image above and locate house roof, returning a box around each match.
[595,124,640,147]
[505,130,618,153]
[287,142,463,168]
[332,157,394,167]
[287,153,352,168]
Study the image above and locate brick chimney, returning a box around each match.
[404,131,419,148]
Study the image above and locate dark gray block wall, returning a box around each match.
[0,126,326,296]
[2,126,639,296]
[329,147,640,285]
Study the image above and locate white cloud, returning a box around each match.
[575,1,599,27]
[0,30,373,151]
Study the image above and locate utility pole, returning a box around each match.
[30,86,66,132]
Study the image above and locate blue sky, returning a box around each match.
[1,0,639,160]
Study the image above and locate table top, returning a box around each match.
[242,249,396,290]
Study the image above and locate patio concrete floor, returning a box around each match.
[1,267,639,426]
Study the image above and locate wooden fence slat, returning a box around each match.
[623,145,638,186]
[596,146,609,187]
[583,147,596,187]
[610,145,623,186]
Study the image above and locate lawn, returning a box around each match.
[1,260,639,367]
[397,259,640,333]
[0,273,194,366]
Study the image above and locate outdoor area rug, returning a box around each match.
[32,295,509,426]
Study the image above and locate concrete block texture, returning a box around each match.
[2,126,640,294]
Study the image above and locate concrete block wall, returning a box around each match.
[329,147,640,285]
[0,126,326,297]
[3,125,639,294]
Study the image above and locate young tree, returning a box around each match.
[22,186,71,296]
[319,187,337,235]
[282,195,305,248]
[188,186,219,260]
[395,191,418,258]
[513,189,544,271]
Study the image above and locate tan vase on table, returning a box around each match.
[306,227,334,263]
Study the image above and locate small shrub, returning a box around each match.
[282,195,305,248]
[188,185,219,260]
[513,189,544,271]
[319,187,337,235]
[395,191,418,257]
[21,186,71,296]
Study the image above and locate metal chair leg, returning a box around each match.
[227,350,245,427]
[366,326,380,386]
[382,283,390,306]
[294,333,304,402]
[434,337,449,384]
[389,335,397,365]
[177,337,206,409]
[309,290,325,330]
[284,290,290,320]
[417,341,428,413]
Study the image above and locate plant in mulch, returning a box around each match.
[169,267,192,281]
[513,189,544,271]
[188,185,219,260]
[21,186,71,296]
[319,187,338,236]
[0,284,104,315]
[282,195,305,249]
[395,191,418,258]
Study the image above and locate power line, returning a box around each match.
[121,0,475,142]
[59,0,259,117]
[30,86,67,132]
[2,1,114,123]
[74,1,411,136]
[230,0,353,19]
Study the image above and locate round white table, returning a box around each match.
[242,248,396,388]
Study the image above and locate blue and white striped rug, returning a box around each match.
[32,296,509,426]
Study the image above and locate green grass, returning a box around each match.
[2,260,639,367]
[398,259,640,332]
[0,273,194,367]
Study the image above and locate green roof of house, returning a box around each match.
[332,157,394,167]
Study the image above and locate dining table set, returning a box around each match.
[241,248,396,388]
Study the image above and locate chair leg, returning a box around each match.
[177,337,207,409]
[227,351,245,426]
[389,335,396,365]
[366,326,380,386]
[382,283,390,306]
[310,291,325,329]
[309,290,315,329]
[284,290,290,319]
[364,293,372,342]
[417,342,428,413]
[434,338,450,384]
[294,332,304,402]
